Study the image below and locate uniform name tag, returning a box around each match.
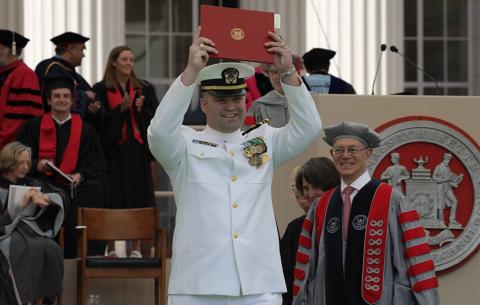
[192,139,218,147]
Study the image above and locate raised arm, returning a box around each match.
[264,32,322,166]
[147,27,219,173]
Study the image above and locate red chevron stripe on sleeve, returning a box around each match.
[399,210,420,224]
[296,251,309,264]
[402,227,426,242]
[408,259,435,276]
[404,243,432,259]
[412,277,439,292]
[293,283,301,296]
[294,268,306,280]
[298,235,312,249]
[302,218,313,232]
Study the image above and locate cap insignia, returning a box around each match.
[222,68,239,85]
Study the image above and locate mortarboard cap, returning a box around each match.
[44,75,75,94]
[0,30,29,49]
[197,62,255,98]
[302,48,336,69]
[50,32,89,46]
[323,121,381,148]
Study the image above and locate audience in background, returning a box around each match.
[302,48,356,94]
[243,64,289,129]
[245,63,273,111]
[35,32,102,128]
[0,30,43,150]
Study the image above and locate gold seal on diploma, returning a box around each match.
[230,28,245,40]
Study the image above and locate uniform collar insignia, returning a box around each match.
[242,119,270,136]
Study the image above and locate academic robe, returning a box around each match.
[292,180,440,305]
[92,80,157,209]
[17,116,110,257]
[0,176,64,305]
[0,60,43,150]
[280,215,305,305]
[302,74,356,94]
[35,56,100,128]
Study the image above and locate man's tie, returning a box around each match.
[343,186,355,240]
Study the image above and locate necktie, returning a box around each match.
[343,186,355,240]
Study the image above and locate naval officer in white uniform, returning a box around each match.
[147,28,322,305]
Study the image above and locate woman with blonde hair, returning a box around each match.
[93,46,158,258]
[0,141,65,305]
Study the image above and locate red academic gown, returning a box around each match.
[0,60,43,149]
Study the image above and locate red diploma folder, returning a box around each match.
[200,5,279,63]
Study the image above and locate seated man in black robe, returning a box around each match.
[18,76,109,258]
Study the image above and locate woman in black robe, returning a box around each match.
[280,158,340,305]
[93,46,158,258]
[0,141,64,305]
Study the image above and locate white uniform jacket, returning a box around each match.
[147,75,322,296]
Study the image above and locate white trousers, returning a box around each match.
[168,293,282,305]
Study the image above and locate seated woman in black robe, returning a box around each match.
[0,141,64,305]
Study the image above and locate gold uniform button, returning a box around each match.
[233,232,239,239]
[231,175,237,182]
[228,150,235,157]
[232,202,238,208]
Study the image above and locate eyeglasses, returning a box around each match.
[331,146,369,156]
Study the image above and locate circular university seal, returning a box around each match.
[230,28,245,40]
[368,116,480,272]
[327,217,340,234]
[352,215,368,231]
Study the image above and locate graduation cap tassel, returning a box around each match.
[11,31,16,56]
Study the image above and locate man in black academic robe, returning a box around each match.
[17,76,109,258]
[301,48,356,94]
[35,32,102,129]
